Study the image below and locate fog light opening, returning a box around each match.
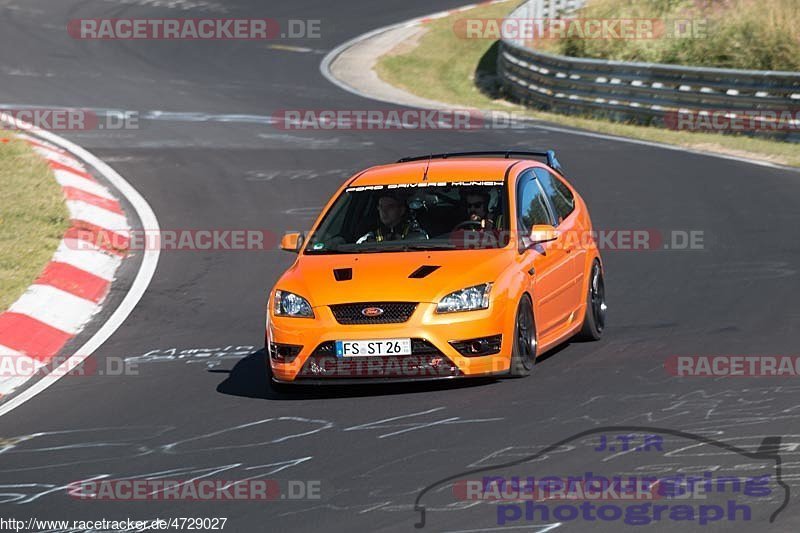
[270,342,303,363]
[449,334,502,357]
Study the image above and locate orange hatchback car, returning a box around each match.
[266,151,605,385]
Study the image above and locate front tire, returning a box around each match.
[509,295,537,377]
[577,260,606,341]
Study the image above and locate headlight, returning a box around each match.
[273,290,314,318]
[436,283,493,313]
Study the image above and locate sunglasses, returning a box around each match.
[467,201,485,208]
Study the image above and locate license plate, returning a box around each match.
[335,338,412,358]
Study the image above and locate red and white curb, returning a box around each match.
[0,134,131,397]
[0,109,160,418]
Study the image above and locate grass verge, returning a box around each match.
[0,131,69,312]
[375,0,800,168]
[535,0,800,71]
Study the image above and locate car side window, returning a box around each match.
[516,172,552,235]
[534,168,575,225]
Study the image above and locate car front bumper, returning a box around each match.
[267,300,514,383]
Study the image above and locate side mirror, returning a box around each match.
[529,224,559,244]
[280,232,304,253]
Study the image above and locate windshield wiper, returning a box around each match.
[370,241,457,252]
[311,241,457,254]
[401,241,456,250]
[304,248,350,254]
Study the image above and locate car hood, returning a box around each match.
[277,248,513,306]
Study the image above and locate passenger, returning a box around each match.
[357,192,412,243]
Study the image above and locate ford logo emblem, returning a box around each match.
[361,307,384,317]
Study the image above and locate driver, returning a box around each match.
[356,192,412,243]
[463,189,495,230]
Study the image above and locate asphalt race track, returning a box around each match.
[1,1,800,532]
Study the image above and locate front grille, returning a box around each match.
[298,339,461,379]
[329,302,417,324]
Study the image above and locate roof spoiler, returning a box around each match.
[396,150,565,175]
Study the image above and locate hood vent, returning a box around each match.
[409,265,440,279]
[333,268,352,281]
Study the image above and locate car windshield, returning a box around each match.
[304,181,510,254]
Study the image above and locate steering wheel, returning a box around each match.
[453,220,484,232]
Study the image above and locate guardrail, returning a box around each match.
[497,0,800,141]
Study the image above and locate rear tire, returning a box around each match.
[509,295,537,377]
[577,260,606,341]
